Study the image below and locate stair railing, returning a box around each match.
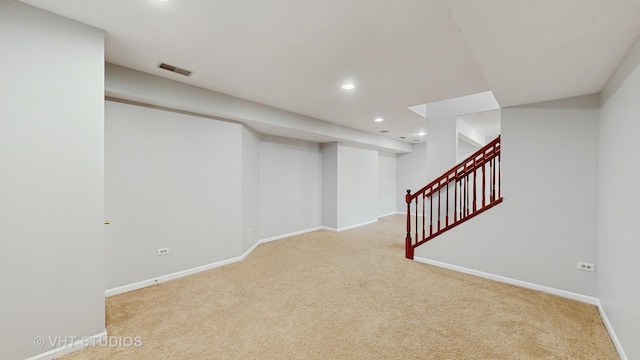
[405,136,502,259]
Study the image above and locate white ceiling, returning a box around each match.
[446,0,640,107]
[19,0,640,144]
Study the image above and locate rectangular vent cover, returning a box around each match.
[158,62,192,77]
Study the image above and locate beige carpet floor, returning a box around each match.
[60,215,618,359]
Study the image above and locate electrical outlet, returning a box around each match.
[157,247,169,256]
[247,227,252,234]
[577,261,595,272]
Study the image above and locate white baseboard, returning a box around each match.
[26,329,107,360]
[106,226,324,297]
[597,301,628,360]
[239,235,264,261]
[322,219,378,232]
[105,254,245,297]
[413,257,599,305]
[394,211,427,216]
[259,227,323,243]
[377,212,399,218]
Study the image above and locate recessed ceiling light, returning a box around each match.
[374,118,384,122]
[341,83,355,90]
[418,132,426,136]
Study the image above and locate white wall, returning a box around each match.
[415,95,600,297]
[322,143,339,229]
[0,1,105,358]
[378,152,397,216]
[427,117,458,181]
[105,101,244,289]
[241,127,260,252]
[337,145,379,229]
[259,136,322,239]
[322,143,380,229]
[457,119,486,147]
[457,140,480,163]
[599,37,640,360]
[396,143,428,212]
[397,117,457,213]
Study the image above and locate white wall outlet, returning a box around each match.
[577,261,595,272]
[157,247,169,256]
[247,227,252,234]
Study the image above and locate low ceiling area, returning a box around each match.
[20,0,640,144]
[459,110,501,141]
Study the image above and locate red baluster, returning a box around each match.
[498,153,501,199]
[437,187,441,232]
[453,177,458,222]
[414,197,418,240]
[422,193,426,241]
[482,163,486,208]
[473,167,477,213]
[489,159,493,202]
[492,157,496,202]
[446,180,449,227]
[429,188,433,236]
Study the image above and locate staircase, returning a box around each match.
[405,136,502,259]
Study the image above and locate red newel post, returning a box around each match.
[405,189,413,259]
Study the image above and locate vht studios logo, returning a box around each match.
[34,335,143,348]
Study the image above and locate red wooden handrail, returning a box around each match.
[405,136,502,259]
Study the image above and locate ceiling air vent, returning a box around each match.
[158,62,192,77]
